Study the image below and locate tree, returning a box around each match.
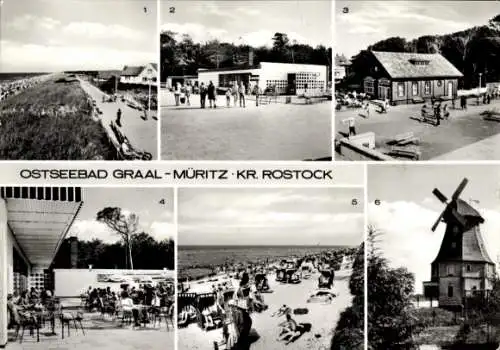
[368,37,407,52]
[96,207,139,269]
[367,226,418,350]
[331,243,364,350]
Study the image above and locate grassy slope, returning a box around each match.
[0,76,115,160]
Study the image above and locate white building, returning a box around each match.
[197,62,328,95]
[0,187,82,347]
[120,63,158,85]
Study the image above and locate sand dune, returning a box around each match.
[178,268,353,350]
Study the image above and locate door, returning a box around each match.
[448,81,453,98]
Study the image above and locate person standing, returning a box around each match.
[226,87,232,107]
[435,103,441,126]
[348,118,356,137]
[173,82,181,106]
[116,108,122,127]
[200,82,207,108]
[208,81,216,108]
[238,82,246,108]
[233,83,238,107]
[254,84,261,107]
[185,82,192,106]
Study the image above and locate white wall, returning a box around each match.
[0,198,8,346]
[54,269,175,297]
[6,225,13,294]
[260,62,328,94]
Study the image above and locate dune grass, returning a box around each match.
[0,76,115,160]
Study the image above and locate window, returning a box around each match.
[466,264,471,272]
[142,77,148,82]
[437,80,443,87]
[364,78,374,95]
[152,77,157,82]
[448,285,453,297]
[447,265,454,276]
[397,82,405,97]
[147,69,153,74]
[412,82,418,96]
[424,81,431,95]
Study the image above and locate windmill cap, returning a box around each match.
[454,199,484,222]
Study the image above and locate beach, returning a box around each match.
[178,251,354,350]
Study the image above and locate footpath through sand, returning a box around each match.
[178,268,352,350]
[79,79,158,159]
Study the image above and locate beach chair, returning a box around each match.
[196,293,223,331]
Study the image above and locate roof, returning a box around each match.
[121,65,145,76]
[371,51,463,79]
[150,63,158,71]
[97,70,121,79]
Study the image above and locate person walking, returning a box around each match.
[208,81,216,108]
[116,108,122,127]
[200,82,207,108]
[238,82,246,108]
[435,103,441,126]
[173,82,181,106]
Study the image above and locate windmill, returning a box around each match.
[424,178,495,310]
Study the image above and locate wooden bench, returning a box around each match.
[388,132,420,146]
[387,145,421,160]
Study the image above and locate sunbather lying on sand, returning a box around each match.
[277,313,301,344]
[272,304,292,317]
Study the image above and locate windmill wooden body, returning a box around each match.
[423,178,495,310]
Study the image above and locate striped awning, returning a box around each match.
[2,187,83,268]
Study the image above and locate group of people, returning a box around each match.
[83,283,174,328]
[421,101,451,126]
[0,75,50,102]
[172,81,265,109]
[7,287,58,333]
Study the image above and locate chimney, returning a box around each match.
[69,237,78,268]
[248,49,254,66]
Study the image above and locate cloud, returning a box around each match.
[337,2,472,38]
[370,200,500,294]
[62,22,144,41]
[161,22,228,43]
[1,40,155,71]
[149,222,175,241]
[7,14,61,31]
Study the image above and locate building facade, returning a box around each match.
[0,187,82,347]
[197,62,328,95]
[120,63,158,85]
[362,51,463,104]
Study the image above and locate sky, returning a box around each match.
[68,187,174,244]
[368,164,500,294]
[178,187,364,246]
[336,1,500,58]
[161,0,332,47]
[0,0,157,72]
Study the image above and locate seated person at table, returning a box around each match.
[121,293,141,327]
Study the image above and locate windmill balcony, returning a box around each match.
[462,270,481,278]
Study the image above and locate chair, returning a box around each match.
[16,312,40,343]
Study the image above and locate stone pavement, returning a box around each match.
[6,316,173,350]
[161,90,332,160]
[79,79,158,159]
[334,97,500,160]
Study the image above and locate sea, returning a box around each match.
[0,72,48,83]
[178,245,349,272]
